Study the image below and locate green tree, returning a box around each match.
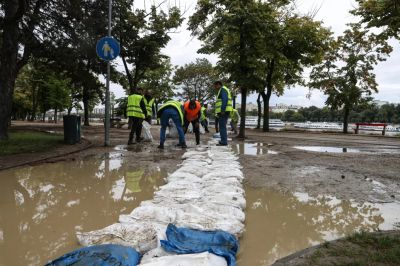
[256,3,331,131]
[189,0,268,138]
[116,2,182,93]
[309,24,392,133]
[352,0,400,39]
[173,58,216,103]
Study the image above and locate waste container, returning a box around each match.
[63,115,81,144]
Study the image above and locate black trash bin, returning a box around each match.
[63,115,81,144]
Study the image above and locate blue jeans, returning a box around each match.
[218,112,229,145]
[160,108,185,145]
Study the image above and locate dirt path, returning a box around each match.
[238,129,400,203]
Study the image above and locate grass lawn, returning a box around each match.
[0,131,63,156]
[307,231,400,266]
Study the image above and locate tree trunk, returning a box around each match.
[83,98,90,126]
[67,107,72,115]
[343,105,350,134]
[261,89,272,132]
[261,59,275,132]
[256,93,262,129]
[0,1,26,140]
[238,88,247,139]
[42,112,46,122]
[29,86,37,121]
[54,107,58,123]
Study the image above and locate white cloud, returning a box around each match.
[108,0,400,106]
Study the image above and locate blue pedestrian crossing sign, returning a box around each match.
[96,36,120,61]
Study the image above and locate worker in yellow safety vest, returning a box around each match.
[200,103,210,133]
[214,81,233,146]
[157,100,186,149]
[126,87,147,145]
[143,89,155,124]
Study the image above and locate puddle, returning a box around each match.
[232,143,278,156]
[238,187,400,266]
[294,146,400,154]
[294,146,360,153]
[0,152,168,266]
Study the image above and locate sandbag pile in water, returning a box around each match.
[76,145,245,265]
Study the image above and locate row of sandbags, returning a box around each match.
[76,145,245,265]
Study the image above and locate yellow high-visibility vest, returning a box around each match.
[200,107,207,121]
[143,97,155,117]
[127,94,145,119]
[158,100,184,125]
[125,169,144,193]
[215,86,233,114]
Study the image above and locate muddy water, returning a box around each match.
[232,143,278,156]
[238,187,400,266]
[0,151,168,266]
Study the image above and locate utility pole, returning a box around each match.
[104,0,113,146]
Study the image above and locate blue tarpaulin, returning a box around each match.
[45,244,140,266]
[160,224,239,266]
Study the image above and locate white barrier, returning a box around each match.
[76,143,245,265]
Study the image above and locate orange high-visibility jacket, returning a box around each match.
[184,101,201,122]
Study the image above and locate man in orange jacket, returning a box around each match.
[183,99,202,145]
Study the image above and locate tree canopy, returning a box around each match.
[309,23,393,133]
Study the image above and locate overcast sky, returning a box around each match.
[109,0,400,107]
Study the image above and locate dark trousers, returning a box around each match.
[184,119,200,145]
[129,117,143,142]
[215,117,219,133]
[201,119,209,133]
[145,116,152,125]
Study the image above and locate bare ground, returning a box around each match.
[239,129,400,203]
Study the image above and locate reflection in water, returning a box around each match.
[238,187,400,266]
[0,152,167,266]
[293,146,360,153]
[232,143,278,156]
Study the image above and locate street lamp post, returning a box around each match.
[104,0,113,146]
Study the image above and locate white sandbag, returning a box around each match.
[77,145,246,261]
[166,120,178,138]
[142,121,153,142]
[139,252,227,266]
[76,222,162,253]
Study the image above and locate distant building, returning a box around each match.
[236,102,302,113]
[270,103,301,113]
[373,100,389,107]
[93,108,105,115]
[236,102,258,112]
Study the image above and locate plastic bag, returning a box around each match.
[160,224,238,266]
[45,244,140,266]
[142,121,153,142]
[166,120,178,138]
[200,124,205,134]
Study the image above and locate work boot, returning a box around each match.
[158,144,164,149]
[216,141,227,146]
[181,142,187,149]
[128,139,134,145]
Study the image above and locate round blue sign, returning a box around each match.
[96,36,120,61]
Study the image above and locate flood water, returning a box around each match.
[238,187,400,265]
[232,143,278,156]
[1,148,400,266]
[294,145,400,154]
[0,151,168,266]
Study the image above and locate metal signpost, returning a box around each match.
[96,0,120,146]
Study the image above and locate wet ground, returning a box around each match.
[0,146,180,266]
[1,125,400,265]
[237,187,400,265]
